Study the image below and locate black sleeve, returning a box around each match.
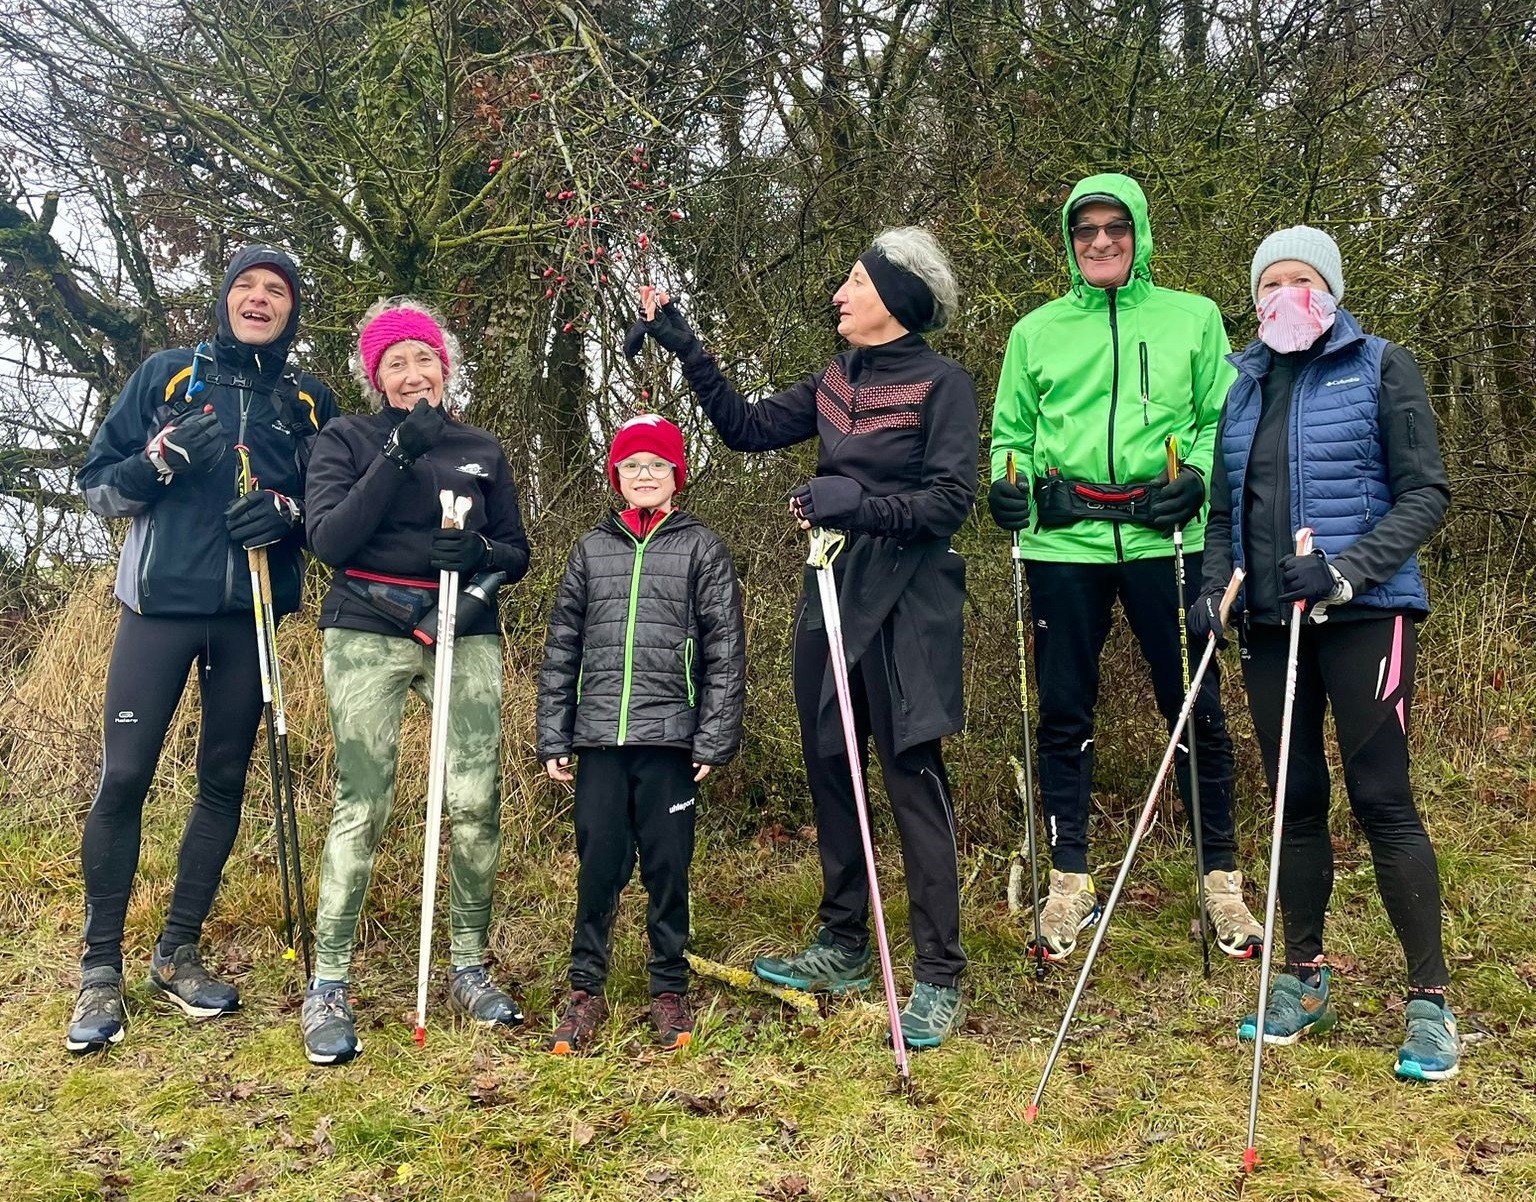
[480,447,531,584]
[303,422,410,567]
[691,535,746,766]
[1332,345,1451,595]
[851,365,980,541]
[1200,406,1236,594]
[680,348,820,452]
[536,541,588,761]
[77,358,177,518]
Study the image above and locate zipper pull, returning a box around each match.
[1139,342,1150,426]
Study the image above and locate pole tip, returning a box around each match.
[1024,1103,1038,1124]
[414,1025,426,1047]
[1241,1147,1260,1174]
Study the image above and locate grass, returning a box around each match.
[2,579,1533,1201]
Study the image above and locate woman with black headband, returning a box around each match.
[628,227,978,1048]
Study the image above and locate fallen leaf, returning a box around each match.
[571,1120,596,1146]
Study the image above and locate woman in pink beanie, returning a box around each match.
[295,297,531,1065]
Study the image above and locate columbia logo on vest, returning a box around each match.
[1324,375,1363,387]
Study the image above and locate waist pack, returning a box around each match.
[1034,470,1155,528]
[339,568,505,645]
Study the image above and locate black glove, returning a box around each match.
[789,476,864,527]
[1150,465,1205,530]
[623,300,701,361]
[225,488,301,550]
[1186,584,1231,649]
[1279,548,1351,610]
[987,478,1032,531]
[382,398,446,468]
[146,406,224,481]
[430,527,490,573]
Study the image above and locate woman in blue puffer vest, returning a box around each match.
[1189,226,1458,1082]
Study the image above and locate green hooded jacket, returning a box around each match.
[990,173,1236,562]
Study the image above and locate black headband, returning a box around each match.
[858,248,936,334]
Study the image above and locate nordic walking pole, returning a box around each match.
[808,526,910,1088]
[414,489,473,1047]
[1026,568,1245,1124]
[1002,453,1045,980]
[1242,529,1314,1175]
[255,549,313,981]
[234,430,311,980]
[1167,437,1211,978]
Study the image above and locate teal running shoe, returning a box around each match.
[1238,968,1337,1045]
[1395,999,1459,1081]
[897,982,964,1049]
[754,928,871,993]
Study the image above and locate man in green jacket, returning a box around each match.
[988,173,1263,962]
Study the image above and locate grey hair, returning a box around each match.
[870,226,960,333]
[350,295,466,411]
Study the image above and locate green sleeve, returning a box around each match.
[1187,303,1235,478]
[990,322,1039,483]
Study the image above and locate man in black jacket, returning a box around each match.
[70,245,339,1053]
[628,226,977,1049]
[297,298,530,1066]
[537,414,745,1054]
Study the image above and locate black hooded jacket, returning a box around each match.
[78,245,339,616]
[678,332,978,755]
[537,510,746,765]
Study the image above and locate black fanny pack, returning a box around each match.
[339,568,506,645]
[1034,470,1155,528]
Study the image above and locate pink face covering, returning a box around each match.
[1257,285,1338,353]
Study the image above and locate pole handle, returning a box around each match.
[1164,435,1179,482]
[1005,450,1018,487]
[1294,527,1314,557]
[439,490,471,531]
[1218,568,1245,625]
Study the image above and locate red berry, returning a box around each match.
[487,159,502,174]
[544,288,554,299]
[542,266,555,278]
[562,322,574,333]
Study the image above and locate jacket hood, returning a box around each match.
[213,244,302,372]
[1061,173,1153,291]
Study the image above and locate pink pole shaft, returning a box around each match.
[815,563,910,1081]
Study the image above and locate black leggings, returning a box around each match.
[81,607,264,971]
[1241,615,1448,991]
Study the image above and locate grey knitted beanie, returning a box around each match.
[1250,226,1345,304]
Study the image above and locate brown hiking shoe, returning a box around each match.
[545,990,608,1055]
[650,992,694,1050]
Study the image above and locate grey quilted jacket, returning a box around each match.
[536,510,745,764]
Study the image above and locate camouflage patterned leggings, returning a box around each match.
[313,628,504,982]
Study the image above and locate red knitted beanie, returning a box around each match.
[608,414,687,491]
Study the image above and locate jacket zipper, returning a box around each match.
[139,518,157,606]
[616,512,670,744]
[684,637,696,708]
[1139,342,1150,426]
[1106,288,1124,562]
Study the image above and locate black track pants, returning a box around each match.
[1240,615,1448,989]
[82,607,264,972]
[569,746,698,996]
[1025,554,1238,875]
[793,604,966,989]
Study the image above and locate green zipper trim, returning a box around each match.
[684,637,696,708]
[617,511,671,744]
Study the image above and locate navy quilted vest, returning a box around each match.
[1222,309,1428,614]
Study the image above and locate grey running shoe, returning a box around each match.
[448,965,524,1028]
[650,992,694,1050]
[301,980,361,1066]
[546,989,609,1055]
[66,966,127,1054]
[147,944,240,1019]
[753,928,872,993]
[898,981,965,1049]
[1033,870,1101,961]
[1202,869,1264,958]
